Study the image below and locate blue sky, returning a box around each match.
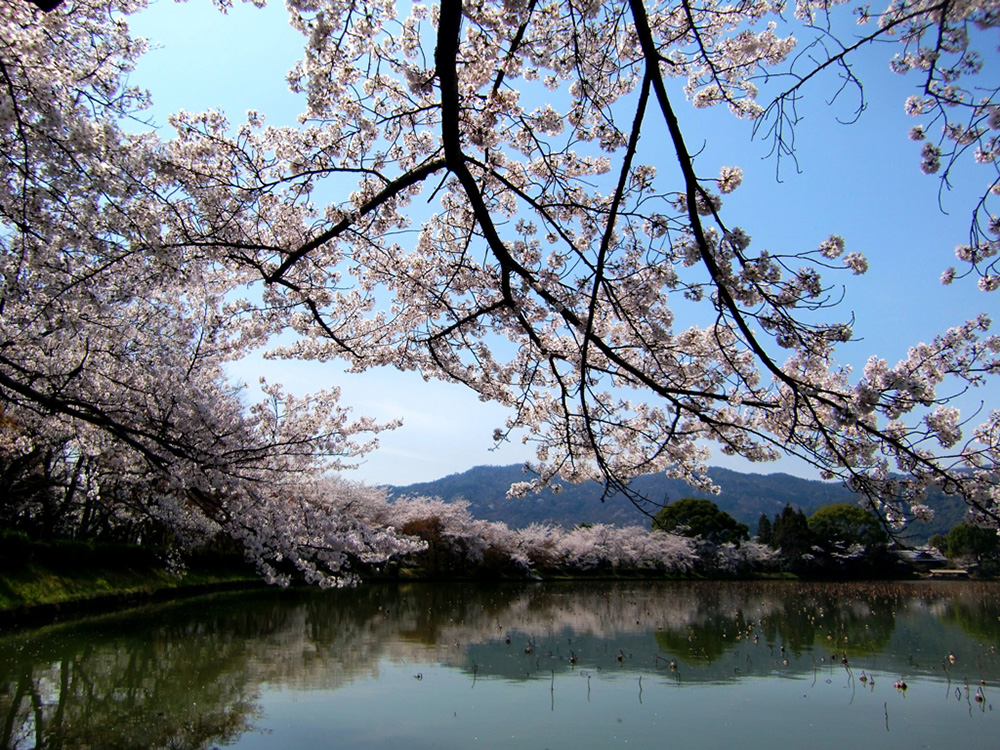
[129,1,999,486]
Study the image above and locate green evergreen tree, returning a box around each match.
[928,533,948,552]
[769,505,815,566]
[807,505,887,550]
[756,514,773,545]
[944,523,1000,568]
[652,498,749,546]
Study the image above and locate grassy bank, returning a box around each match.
[0,533,261,624]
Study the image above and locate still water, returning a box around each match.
[2,580,999,749]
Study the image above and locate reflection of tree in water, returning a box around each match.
[908,583,1000,674]
[651,582,899,665]
[0,592,282,749]
[654,611,755,664]
[932,583,1000,643]
[757,583,898,660]
[0,583,547,750]
[2,581,999,747]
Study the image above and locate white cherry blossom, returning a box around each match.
[2,0,1000,574]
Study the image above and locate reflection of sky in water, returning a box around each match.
[240,661,995,750]
[2,581,999,749]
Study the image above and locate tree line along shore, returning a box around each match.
[3,493,995,626]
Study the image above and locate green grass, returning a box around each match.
[0,533,260,615]
[0,564,258,611]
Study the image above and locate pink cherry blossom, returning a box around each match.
[2,0,1000,579]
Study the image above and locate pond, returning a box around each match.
[2,580,999,749]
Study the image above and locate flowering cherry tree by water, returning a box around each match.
[1,0,999,577]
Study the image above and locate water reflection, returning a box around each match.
[2,581,999,748]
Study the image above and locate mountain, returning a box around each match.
[387,464,849,530]
[387,464,967,542]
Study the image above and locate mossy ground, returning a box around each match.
[0,533,260,619]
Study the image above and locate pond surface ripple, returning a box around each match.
[2,580,999,749]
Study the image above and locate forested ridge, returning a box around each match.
[391,464,968,542]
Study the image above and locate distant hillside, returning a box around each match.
[387,464,967,542]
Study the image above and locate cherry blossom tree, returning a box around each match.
[3,0,1000,572]
[168,0,998,529]
[314,480,704,575]
[0,0,416,584]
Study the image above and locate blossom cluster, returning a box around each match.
[884,0,1000,284]
[2,0,999,582]
[322,482,773,577]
